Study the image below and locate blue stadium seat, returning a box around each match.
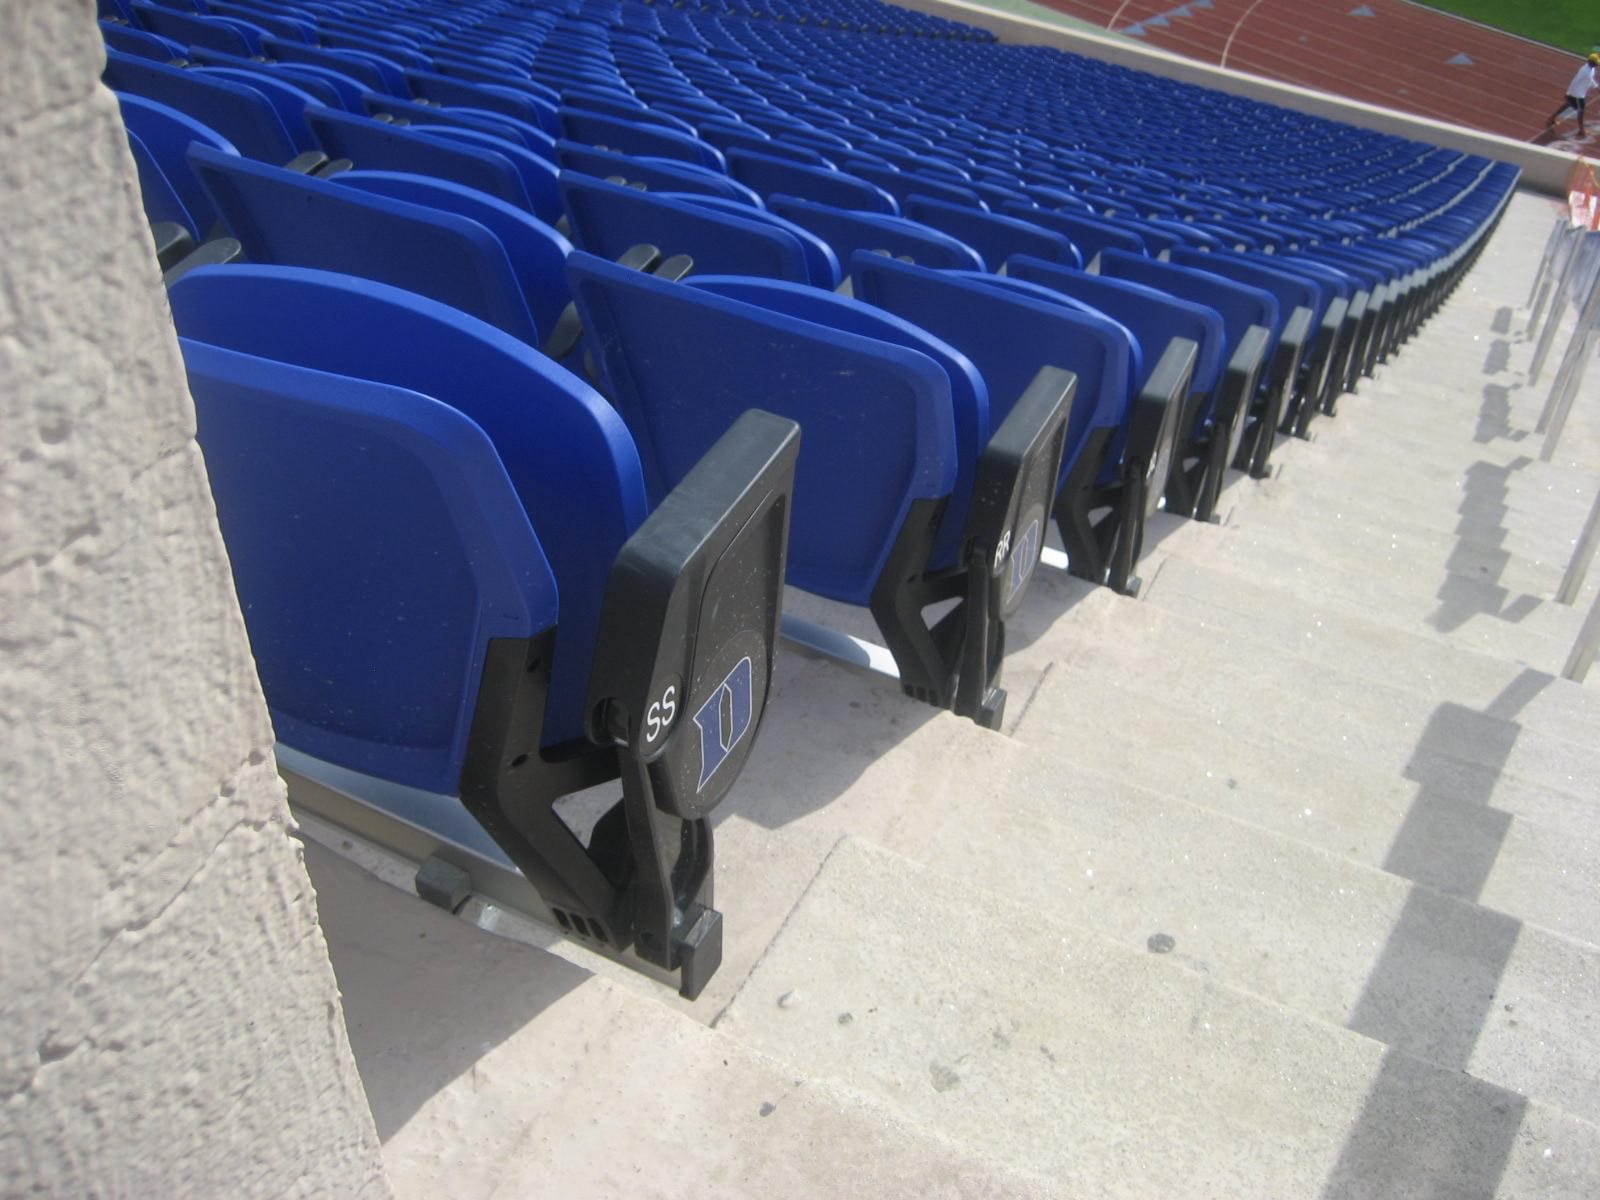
[560,174,821,285]
[851,253,1191,595]
[767,195,986,271]
[566,252,1072,725]
[169,263,799,1000]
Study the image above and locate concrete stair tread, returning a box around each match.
[1004,664,1600,933]
[1005,577,1600,797]
[1142,554,1572,695]
[858,718,1600,1123]
[718,837,1600,1198]
[303,842,1057,1200]
[1237,471,1595,563]
[1139,512,1587,656]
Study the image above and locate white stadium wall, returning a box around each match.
[0,5,389,1195]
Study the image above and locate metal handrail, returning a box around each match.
[1530,230,1600,385]
[1556,485,1600,605]
[1562,587,1600,682]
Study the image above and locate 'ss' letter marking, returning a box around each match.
[692,656,755,792]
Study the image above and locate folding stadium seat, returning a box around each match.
[403,69,561,136]
[117,93,237,242]
[1001,206,1145,268]
[565,252,1073,727]
[849,253,1191,596]
[725,149,897,214]
[555,142,762,204]
[304,105,563,224]
[105,49,315,166]
[360,94,556,157]
[169,263,800,1000]
[101,20,186,62]
[560,174,836,287]
[1093,249,1276,496]
[900,196,1083,271]
[766,195,985,271]
[186,144,563,349]
[1168,248,1330,446]
[847,161,987,212]
[559,106,727,171]
[1001,257,1235,520]
[260,34,411,97]
[129,1,269,57]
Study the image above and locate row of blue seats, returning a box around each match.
[104,0,1517,997]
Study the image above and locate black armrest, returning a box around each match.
[160,237,242,287]
[542,243,664,362]
[952,364,1074,725]
[1216,323,1269,481]
[1133,337,1196,523]
[1242,306,1309,478]
[1111,337,1195,594]
[585,408,800,999]
[149,220,194,272]
[1301,296,1348,429]
[284,149,331,175]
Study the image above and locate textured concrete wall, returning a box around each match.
[0,5,390,1195]
[903,0,1577,195]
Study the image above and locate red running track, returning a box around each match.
[1030,0,1595,147]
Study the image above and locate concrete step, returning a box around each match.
[1138,511,1587,657]
[1002,665,1600,940]
[718,837,1600,1198]
[1218,492,1584,603]
[855,717,1600,1124]
[1142,554,1569,693]
[302,841,1057,1200]
[1234,468,1594,564]
[1236,461,1600,557]
[1005,580,1599,800]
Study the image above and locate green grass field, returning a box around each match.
[1414,0,1596,56]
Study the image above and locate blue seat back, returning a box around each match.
[125,129,196,232]
[727,149,898,214]
[851,252,1133,492]
[188,145,544,346]
[666,194,842,288]
[849,161,987,211]
[686,275,987,572]
[1003,205,1147,263]
[178,334,558,796]
[168,265,647,748]
[101,20,186,62]
[556,141,763,204]
[1006,255,1225,395]
[304,106,536,214]
[400,123,563,224]
[566,252,957,604]
[906,195,1083,270]
[561,174,816,284]
[194,66,318,151]
[1098,248,1279,360]
[559,107,727,171]
[131,2,265,55]
[117,92,237,235]
[105,48,300,163]
[1169,248,1326,332]
[404,69,561,136]
[333,169,574,341]
[768,195,986,270]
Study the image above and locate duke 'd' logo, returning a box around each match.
[692,656,755,792]
[1007,516,1042,603]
